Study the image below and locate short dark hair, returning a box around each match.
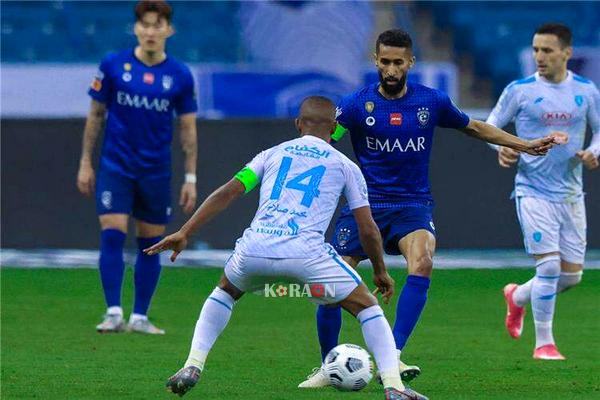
[135,0,173,23]
[535,23,572,47]
[376,29,413,53]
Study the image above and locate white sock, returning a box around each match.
[513,278,533,307]
[396,349,402,361]
[185,287,235,371]
[357,305,404,391]
[531,255,560,348]
[107,306,123,317]
[129,313,147,323]
[557,271,583,293]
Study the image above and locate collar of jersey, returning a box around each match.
[373,82,412,102]
[131,48,170,69]
[535,70,573,87]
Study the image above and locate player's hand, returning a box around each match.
[77,162,95,197]
[524,134,557,156]
[372,272,395,304]
[144,230,188,262]
[576,150,599,170]
[498,146,520,168]
[180,182,197,214]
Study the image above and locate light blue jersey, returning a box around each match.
[487,71,600,202]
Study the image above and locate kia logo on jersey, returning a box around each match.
[143,72,155,85]
[390,113,403,126]
[542,111,572,126]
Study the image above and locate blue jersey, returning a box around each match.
[334,82,469,205]
[88,49,197,178]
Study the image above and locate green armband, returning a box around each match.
[234,167,260,193]
[331,123,348,142]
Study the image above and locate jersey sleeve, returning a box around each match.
[173,66,198,116]
[88,55,112,103]
[586,84,600,157]
[342,160,370,210]
[234,150,268,193]
[437,91,470,129]
[331,94,356,143]
[486,82,520,128]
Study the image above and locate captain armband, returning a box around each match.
[234,167,260,194]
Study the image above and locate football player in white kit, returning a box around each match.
[145,96,428,400]
[487,23,600,360]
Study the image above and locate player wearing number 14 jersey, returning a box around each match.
[146,96,428,400]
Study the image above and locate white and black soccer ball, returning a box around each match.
[323,343,373,391]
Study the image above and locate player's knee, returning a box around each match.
[557,271,583,293]
[340,285,378,316]
[217,275,244,300]
[410,254,433,277]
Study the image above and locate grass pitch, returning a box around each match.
[2,267,599,399]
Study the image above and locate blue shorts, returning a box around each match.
[331,204,436,257]
[95,168,172,225]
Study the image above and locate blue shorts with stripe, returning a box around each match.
[95,167,172,225]
[331,203,435,257]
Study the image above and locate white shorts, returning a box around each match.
[515,196,587,264]
[224,246,362,305]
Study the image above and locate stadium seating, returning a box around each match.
[0,1,241,62]
[418,1,600,95]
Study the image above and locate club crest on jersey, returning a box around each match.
[417,107,430,127]
[122,72,132,82]
[390,113,403,126]
[365,101,374,113]
[162,75,173,91]
[574,95,583,107]
[365,116,376,126]
[336,228,352,249]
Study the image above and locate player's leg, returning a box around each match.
[556,198,586,294]
[95,168,133,332]
[128,174,171,334]
[340,285,427,399]
[393,229,434,352]
[167,255,247,396]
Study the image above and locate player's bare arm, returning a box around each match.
[352,206,394,303]
[145,178,245,260]
[178,112,198,214]
[461,119,556,156]
[77,99,106,196]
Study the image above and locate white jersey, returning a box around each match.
[235,135,369,258]
[487,71,600,202]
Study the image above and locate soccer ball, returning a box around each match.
[323,343,373,391]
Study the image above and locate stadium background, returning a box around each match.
[1,0,599,256]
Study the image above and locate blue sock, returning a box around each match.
[133,236,163,315]
[99,229,126,308]
[393,275,431,350]
[316,305,342,362]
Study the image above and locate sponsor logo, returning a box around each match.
[417,107,430,127]
[335,106,342,118]
[365,101,374,113]
[123,63,132,71]
[122,72,132,82]
[143,72,154,85]
[533,231,542,242]
[91,78,102,92]
[263,283,335,298]
[390,113,403,126]
[542,111,572,126]
[365,136,426,153]
[337,228,352,249]
[162,75,173,91]
[116,91,170,112]
[574,95,583,107]
[101,191,112,209]
[534,97,544,104]
[365,116,376,126]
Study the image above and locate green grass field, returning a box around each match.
[2,267,599,399]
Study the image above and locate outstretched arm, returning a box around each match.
[460,119,556,156]
[144,178,245,260]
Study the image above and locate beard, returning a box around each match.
[378,71,407,96]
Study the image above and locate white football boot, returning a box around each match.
[127,317,165,335]
[96,313,126,333]
[298,366,330,388]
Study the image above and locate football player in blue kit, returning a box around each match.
[76,1,198,334]
[299,29,558,388]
